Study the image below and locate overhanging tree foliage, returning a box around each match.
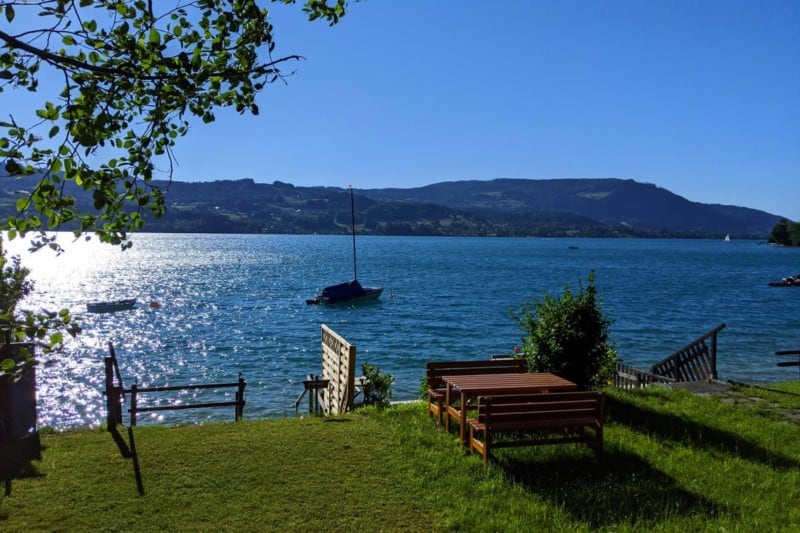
[0,0,347,250]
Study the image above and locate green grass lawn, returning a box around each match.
[2,383,799,532]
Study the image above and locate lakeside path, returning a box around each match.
[669,379,800,425]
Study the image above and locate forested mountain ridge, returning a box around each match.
[362,179,779,235]
[0,176,782,238]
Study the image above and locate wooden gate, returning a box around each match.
[320,325,356,415]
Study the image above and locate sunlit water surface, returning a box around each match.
[7,233,800,430]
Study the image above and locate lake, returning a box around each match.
[7,233,799,430]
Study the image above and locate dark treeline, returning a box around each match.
[769,219,800,246]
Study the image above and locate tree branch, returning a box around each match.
[0,29,304,80]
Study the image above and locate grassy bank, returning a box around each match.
[2,383,799,532]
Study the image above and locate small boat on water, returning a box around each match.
[307,187,383,305]
[768,274,800,287]
[86,298,137,313]
[307,279,383,305]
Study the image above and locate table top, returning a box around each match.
[442,372,578,395]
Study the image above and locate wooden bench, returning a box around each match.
[468,390,604,465]
[776,349,800,377]
[426,359,527,426]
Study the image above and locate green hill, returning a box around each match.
[0,176,783,238]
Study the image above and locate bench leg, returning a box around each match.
[469,426,489,465]
[428,399,445,426]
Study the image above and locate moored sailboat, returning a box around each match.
[306,187,383,305]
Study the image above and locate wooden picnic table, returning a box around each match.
[443,372,579,443]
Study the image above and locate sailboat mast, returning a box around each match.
[350,186,357,281]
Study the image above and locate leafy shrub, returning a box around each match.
[512,271,616,389]
[418,375,428,400]
[0,239,80,375]
[361,362,394,408]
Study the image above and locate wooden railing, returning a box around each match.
[775,349,800,378]
[649,323,726,382]
[127,377,246,426]
[104,342,246,427]
[613,361,675,389]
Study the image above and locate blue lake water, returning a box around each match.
[8,233,800,430]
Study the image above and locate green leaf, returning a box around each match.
[4,5,14,23]
[5,159,21,175]
[49,332,64,347]
[149,28,161,45]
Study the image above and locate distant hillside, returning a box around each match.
[361,179,780,236]
[0,176,783,238]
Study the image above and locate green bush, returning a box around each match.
[512,271,616,389]
[361,362,394,408]
[769,218,800,246]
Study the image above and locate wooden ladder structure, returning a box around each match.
[613,323,726,388]
[650,323,726,382]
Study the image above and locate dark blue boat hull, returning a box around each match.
[308,280,382,305]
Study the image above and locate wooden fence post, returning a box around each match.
[104,357,124,429]
[130,382,138,427]
[308,374,316,414]
[710,329,719,380]
[104,357,116,428]
[235,373,246,421]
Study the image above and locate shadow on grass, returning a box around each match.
[607,396,800,470]
[0,434,43,497]
[127,427,145,496]
[109,424,132,459]
[501,449,723,529]
[106,424,143,496]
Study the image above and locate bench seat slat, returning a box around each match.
[468,390,604,465]
[483,434,592,450]
[469,416,600,433]
[480,400,597,413]
[479,411,599,425]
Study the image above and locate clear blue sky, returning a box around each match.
[13,1,800,220]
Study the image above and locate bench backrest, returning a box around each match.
[476,391,604,427]
[426,359,528,389]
